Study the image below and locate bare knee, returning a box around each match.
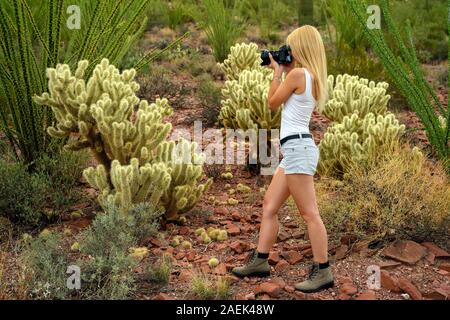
[300,208,321,224]
[262,196,279,219]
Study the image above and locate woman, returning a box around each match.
[232,26,333,293]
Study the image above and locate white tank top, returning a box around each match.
[280,68,316,140]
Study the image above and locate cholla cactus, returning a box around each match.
[220,69,280,130]
[318,112,408,175]
[218,42,271,81]
[324,74,391,122]
[34,59,211,220]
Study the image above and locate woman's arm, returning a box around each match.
[267,54,304,111]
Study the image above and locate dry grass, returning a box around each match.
[311,144,450,247]
[189,272,230,300]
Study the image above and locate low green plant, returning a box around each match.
[0,160,48,226]
[190,273,230,300]
[21,232,70,299]
[198,0,246,63]
[315,144,450,247]
[148,254,172,284]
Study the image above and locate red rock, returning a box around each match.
[378,260,402,269]
[255,282,282,298]
[231,211,241,221]
[424,288,449,300]
[382,240,428,265]
[294,291,307,300]
[424,252,435,265]
[213,263,227,275]
[277,230,291,241]
[178,226,190,236]
[216,243,228,251]
[437,269,449,276]
[380,270,401,293]
[240,225,252,233]
[175,252,185,260]
[225,275,239,284]
[284,221,298,229]
[260,294,271,300]
[148,237,163,247]
[284,285,295,293]
[153,293,172,300]
[244,293,255,300]
[281,251,303,265]
[355,290,377,300]
[334,245,348,260]
[214,206,229,215]
[274,259,290,272]
[339,276,354,285]
[268,251,280,265]
[301,247,313,257]
[398,277,422,300]
[292,230,304,239]
[229,241,244,253]
[178,270,192,282]
[421,242,450,258]
[186,251,196,262]
[227,224,241,236]
[439,262,450,272]
[200,264,210,274]
[337,293,351,300]
[340,283,358,296]
[269,277,286,288]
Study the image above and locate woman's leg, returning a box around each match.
[257,167,291,253]
[231,168,290,277]
[285,174,328,262]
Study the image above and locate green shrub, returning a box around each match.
[22,232,71,299]
[190,273,231,300]
[148,254,172,284]
[198,0,246,62]
[315,145,450,247]
[0,160,48,226]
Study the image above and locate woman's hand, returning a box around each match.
[268,53,280,71]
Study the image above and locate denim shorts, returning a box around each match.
[279,137,319,175]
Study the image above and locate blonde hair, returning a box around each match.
[286,25,328,112]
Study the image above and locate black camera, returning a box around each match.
[260,45,293,66]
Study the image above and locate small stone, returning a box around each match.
[382,240,428,265]
[175,252,185,260]
[439,262,450,272]
[437,269,449,276]
[255,282,282,298]
[355,290,376,300]
[378,260,402,269]
[277,230,291,241]
[244,293,255,300]
[281,251,303,265]
[186,251,196,262]
[229,240,244,253]
[334,245,348,260]
[153,293,172,300]
[178,270,192,282]
[227,224,241,236]
[398,277,422,300]
[284,285,295,293]
[340,283,358,296]
[380,270,401,293]
[231,211,241,221]
[178,226,190,236]
[212,263,227,275]
[337,293,351,300]
[214,207,229,215]
[274,259,290,272]
[421,242,450,258]
[269,277,286,288]
[424,288,449,300]
[268,251,280,265]
[292,230,304,239]
[294,291,307,300]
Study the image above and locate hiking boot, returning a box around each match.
[231,250,270,278]
[295,262,334,293]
